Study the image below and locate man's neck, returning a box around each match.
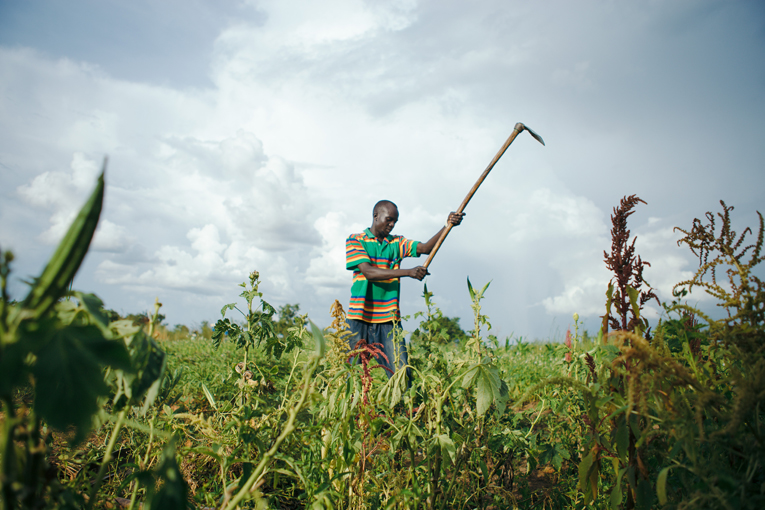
[370,226,386,242]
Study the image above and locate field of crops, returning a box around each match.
[1,174,764,509]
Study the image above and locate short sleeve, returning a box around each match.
[400,238,420,258]
[346,235,371,270]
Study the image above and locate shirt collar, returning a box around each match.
[364,228,392,244]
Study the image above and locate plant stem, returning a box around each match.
[222,357,319,510]
[1,397,18,510]
[21,412,44,508]
[280,350,300,409]
[127,411,156,510]
[86,408,127,510]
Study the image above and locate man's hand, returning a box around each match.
[408,266,429,281]
[447,212,465,227]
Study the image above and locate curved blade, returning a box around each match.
[522,124,545,146]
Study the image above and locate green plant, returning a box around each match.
[0,167,179,510]
[212,271,309,406]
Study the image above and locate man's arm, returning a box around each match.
[357,263,429,281]
[416,212,465,255]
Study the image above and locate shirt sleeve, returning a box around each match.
[400,237,420,258]
[346,235,371,270]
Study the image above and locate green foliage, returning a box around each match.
[411,284,469,346]
[0,170,182,510]
[212,271,307,360]
[534,198,765,510]
[3,175,761,510]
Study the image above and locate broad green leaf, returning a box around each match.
[33,324,131,443]
[467,277,475,300]
[117,332,166,413]
[636,477,653,510]
[610,481,623,510]
[22,169,105,320]
[627,285,640,320]
[475,372,496,416]
[474,362,502,416]
[656,466,671,505]
[578,450,594,491]
[461,365,480,389]
[495,379,510,415]
[478,457,489,484]
[616,417,629,462]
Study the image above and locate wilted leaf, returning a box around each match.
[435,434,456,464]
[202,383,217,411]
[657,466,671,505]
[220,303,238,317]
[110,319,141,338]
[379,368,407,408]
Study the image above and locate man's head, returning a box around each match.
[371,200,398,238]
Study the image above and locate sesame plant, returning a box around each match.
[212,271,309,406]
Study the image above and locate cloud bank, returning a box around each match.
[1,0,763,339]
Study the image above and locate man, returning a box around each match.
[345,200,464,377]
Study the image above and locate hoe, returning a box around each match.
[423,122,545,269]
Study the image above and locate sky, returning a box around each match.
[1,0,763,341]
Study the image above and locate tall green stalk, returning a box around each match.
[86,408,128,510]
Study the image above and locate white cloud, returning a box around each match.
[16,152,135,251]
[306,211,364,293]
[2,0,763,336]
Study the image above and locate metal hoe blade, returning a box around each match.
[522,124,545,146]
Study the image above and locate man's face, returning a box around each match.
[373,205,399,237]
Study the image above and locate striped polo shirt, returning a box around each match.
[346,228,420,323]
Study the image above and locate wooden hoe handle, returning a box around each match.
[422,123,539,270]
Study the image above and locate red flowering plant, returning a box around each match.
[348,338,393,406]
[564,328,573,363]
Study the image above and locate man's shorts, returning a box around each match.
[347,319,409,379]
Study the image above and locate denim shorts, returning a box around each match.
[347,319,409,379]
